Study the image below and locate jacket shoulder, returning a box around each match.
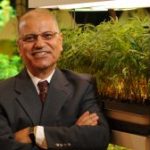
[60,69,94,83]
[0,77,16,93]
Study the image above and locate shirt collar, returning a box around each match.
[27,69,55,93]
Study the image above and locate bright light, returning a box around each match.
[92,0,150,10]
[40,1,111,9]
[31,0,150,11]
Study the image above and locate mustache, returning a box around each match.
[31,47,52,55]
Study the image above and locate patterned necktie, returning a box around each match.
[37,80,49,102]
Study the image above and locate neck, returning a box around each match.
[28,66,56,79]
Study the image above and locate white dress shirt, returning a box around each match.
[27,69,55,149]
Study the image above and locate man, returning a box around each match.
[0,9,109,150]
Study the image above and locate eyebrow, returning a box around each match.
[19,31,58,38]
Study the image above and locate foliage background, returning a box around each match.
[59,17,150,103]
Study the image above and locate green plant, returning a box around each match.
[0,0,15,29]
[59,16,150,103]
[0,54,22,79]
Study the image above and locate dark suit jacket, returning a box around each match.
[0,68,109,150]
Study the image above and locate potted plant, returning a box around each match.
[58,16,150,135]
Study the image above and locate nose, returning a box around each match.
[34,35,46,48]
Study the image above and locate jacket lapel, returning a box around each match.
[40,69,71,124]
[15,69,42,125]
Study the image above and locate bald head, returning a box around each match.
[18,9,59,36]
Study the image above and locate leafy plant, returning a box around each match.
[0,0,15,29]
[0,54,22,79]
[59,16,150,103]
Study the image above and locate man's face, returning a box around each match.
[18,15,63,75]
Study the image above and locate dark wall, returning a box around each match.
[71,11,122,25]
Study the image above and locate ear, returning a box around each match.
[16,39,23,57]
[59,32,63,39]
[59,32,63,41]
[58,33,63,51]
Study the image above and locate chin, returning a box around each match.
[37,63,55,70]
[33,59,56,69]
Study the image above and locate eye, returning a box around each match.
[42,32,54,40]
[22,34,36,42]
[42,32,58,40]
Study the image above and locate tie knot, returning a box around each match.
[37,80,49,102]
[38,80,49,92]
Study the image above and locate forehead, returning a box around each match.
[19,13,59,35]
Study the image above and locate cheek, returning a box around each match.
[19,44,32,55]
[48,40,62,56]
[54,45,63,58]
[53,38,63,52]
[19,46,32,61]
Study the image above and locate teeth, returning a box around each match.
[33,52,47,57]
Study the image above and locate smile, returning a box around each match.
[31,51,51,57]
